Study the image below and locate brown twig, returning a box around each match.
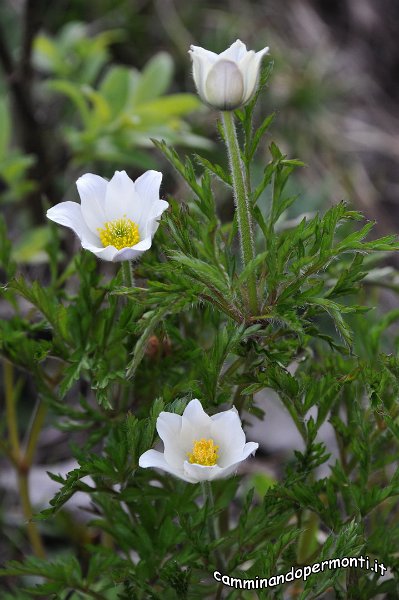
[0,1,63,223]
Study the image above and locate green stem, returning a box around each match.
[4,360,19,462]
[221,111,258,314]
[121,260,134,288]
[296,509,319,564]
[18,470,46,558]
[24,398,47,467]
[201,481,226,572]
[3,361,45,558]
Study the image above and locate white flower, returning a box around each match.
[139,399,259,483]
[189,39,269,111]
[46,170,168,262]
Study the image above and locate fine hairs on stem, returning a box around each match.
[122,260,135,288]
[201,481,226,573]
[221,110,258,314]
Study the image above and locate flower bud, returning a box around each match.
[189,39,269,111]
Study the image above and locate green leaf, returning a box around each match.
[82,85,112,124]
[134,94,200,120]
[47,79,90,125]
[33,34,64,73]
[132,52,174,105]
[100,65,138,115]
[194,154,232,186]
[248,112,275,160]
[307,297,356,348]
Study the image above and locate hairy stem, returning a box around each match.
[121,260,135,288]
[201,481,226,572]
[221,111,258,313]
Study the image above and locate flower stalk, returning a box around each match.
[221,110,258,313]
[201,481,226,572]
[122,259,135,288]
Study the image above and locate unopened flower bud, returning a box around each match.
[189,39,269,111]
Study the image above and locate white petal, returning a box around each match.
[157,412,182,442]
[46,201,98,246]
[130,236,153,252]
[180,400,214,455]
[134,171,163,234]
[111,246,147,262]
[210,405,239,422]
[219,39,248,61]
[156,412,185,469]
[80,241,119,261]
[112,236,153,261]
[190,53,214,103]
[183,461,224,482]
[182,399,212,430]
[151,198,169,217]
[76,173,107,234]
[217,443,258,477]
[205,60,244,110]
[134,170,162,205]
[241,441,259,459]
[139,449,193,482]
[241,47,269,103]
[210,410,246,467]
[185,442,258,482]
[82,235,154,263]
[255,46,270,61]
[189,45,218,63]
[141,199,169,238]
[105,170,137,222]
[189,45,218,99]
[119,236,152,254]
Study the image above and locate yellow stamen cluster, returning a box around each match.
[98,216,140,250]
[187,438,219,466]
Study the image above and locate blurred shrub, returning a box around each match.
[0,97,36,204]
[33,22,210,170]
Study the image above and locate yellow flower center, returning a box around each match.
[187,438,219,466]
[98,215,140,250]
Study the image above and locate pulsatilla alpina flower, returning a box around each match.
[139,399,259,483]
[189,39,269,111]
[47,170,168,262]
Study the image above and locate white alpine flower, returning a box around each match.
[139,399,259,483]
[46,170,168,262]
[189,39,269,111]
